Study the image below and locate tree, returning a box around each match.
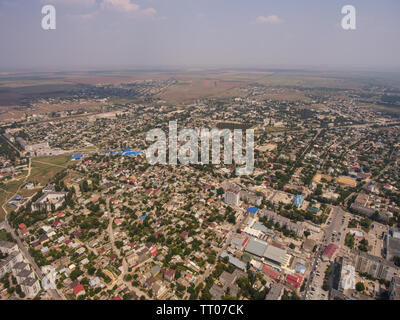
[393,256,400,267]
[322,280,330,291]
[356,282,365,292]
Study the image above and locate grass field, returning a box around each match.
[0,178,27,220]
[30,155,71,186]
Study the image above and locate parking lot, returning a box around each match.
[305,255,330,300]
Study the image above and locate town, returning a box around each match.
[1,68,400,301]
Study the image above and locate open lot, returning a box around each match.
[29,155,71,186]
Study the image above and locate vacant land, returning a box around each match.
[30,155,71,186]
[0,174,28,220]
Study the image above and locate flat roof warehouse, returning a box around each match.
[244,238,291,269]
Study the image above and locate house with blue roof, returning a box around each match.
[292,195,305,208]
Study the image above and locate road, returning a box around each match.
[323,206,345,244]
[303,246,322,299]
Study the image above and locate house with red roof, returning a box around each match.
[164,269,176,282]
[285,273,303,288]
[180,231,188,239]
[322,243,338,262]
[262,265,280,280]
[73,284,85,297]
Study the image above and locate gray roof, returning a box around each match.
[17,269,33,279]
[21,277,38,287]
[263,245,288,266]
[220,251,247,271]
[13,262,29,270]
[265,283,283,300]
[0,241,17,249]
[230,236,247,249]
[244,238,268,257]
[252,221,268,234]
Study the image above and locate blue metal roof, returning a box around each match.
[72,153,83,159]
[247,207,259,214]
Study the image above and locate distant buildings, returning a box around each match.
[16,138,59,157]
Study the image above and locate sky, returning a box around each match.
[0,0,399,71]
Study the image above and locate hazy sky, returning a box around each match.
[0,0,399,71]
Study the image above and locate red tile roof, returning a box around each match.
[285,273,303,288]
[73,284,85,296]
[323,243,338,259]
[262,265,280,280]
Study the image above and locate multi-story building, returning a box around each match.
[389,276,400,300]
[31,192,66,212]
[224,189,240,207]
[20,277,41,298]
[0,241,18,255]
[353,250,398,282]
[0,251,23,278]
[259,209,304,236]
